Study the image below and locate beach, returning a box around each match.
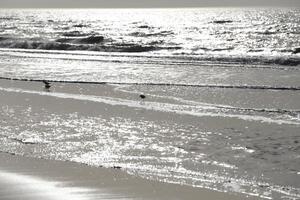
[0,78,299,199]
[0,79,262,200]
[0,8,299,199]
[0,152,260,200]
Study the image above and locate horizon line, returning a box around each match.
[0,5,298,9]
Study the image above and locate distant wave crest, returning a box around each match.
[130,30,174,37]
[212,20,234,24]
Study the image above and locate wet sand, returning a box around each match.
[0,79,276,200]
[0,153,260,200]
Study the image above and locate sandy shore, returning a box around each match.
[0,78,269,200]
[0,153,259,200]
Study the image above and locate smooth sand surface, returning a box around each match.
[0,153,259,200]
[0,79,263,200]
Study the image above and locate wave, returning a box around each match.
[0,36,299,66]
[256,31,278,35]
[292,47,300,54]
[0,37,174,53]
[0,39,75,51]
[193,47,235,52]
[56,35,105,44]
[291,31,300,35]
[0,17,19,21]
[62,31,89,37]
[0,47,299,68]
[137,25,153,29]
[174,53,300,66]
[1,77,299,91]
[248,49,264,53]
[130,30,174,37]
[0,36,9,41]
[73,24,89,28]
[212,20,234,24]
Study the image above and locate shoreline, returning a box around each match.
[0,79,262,199]
[1,76,299,91]
[0,78,295,199]
[0,152,260,200]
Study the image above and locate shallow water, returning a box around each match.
[0,8,299,200]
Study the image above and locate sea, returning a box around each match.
[0,8,299,199]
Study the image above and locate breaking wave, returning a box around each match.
[0,34,299,66]
[56,35,105,44]
[0,36,177,53]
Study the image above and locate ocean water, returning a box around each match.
[0,8,299,199]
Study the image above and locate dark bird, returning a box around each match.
[139,94,146,99]
[42,80,51,89]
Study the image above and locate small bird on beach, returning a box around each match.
[139,94,146,99]
[42,80,51,89]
